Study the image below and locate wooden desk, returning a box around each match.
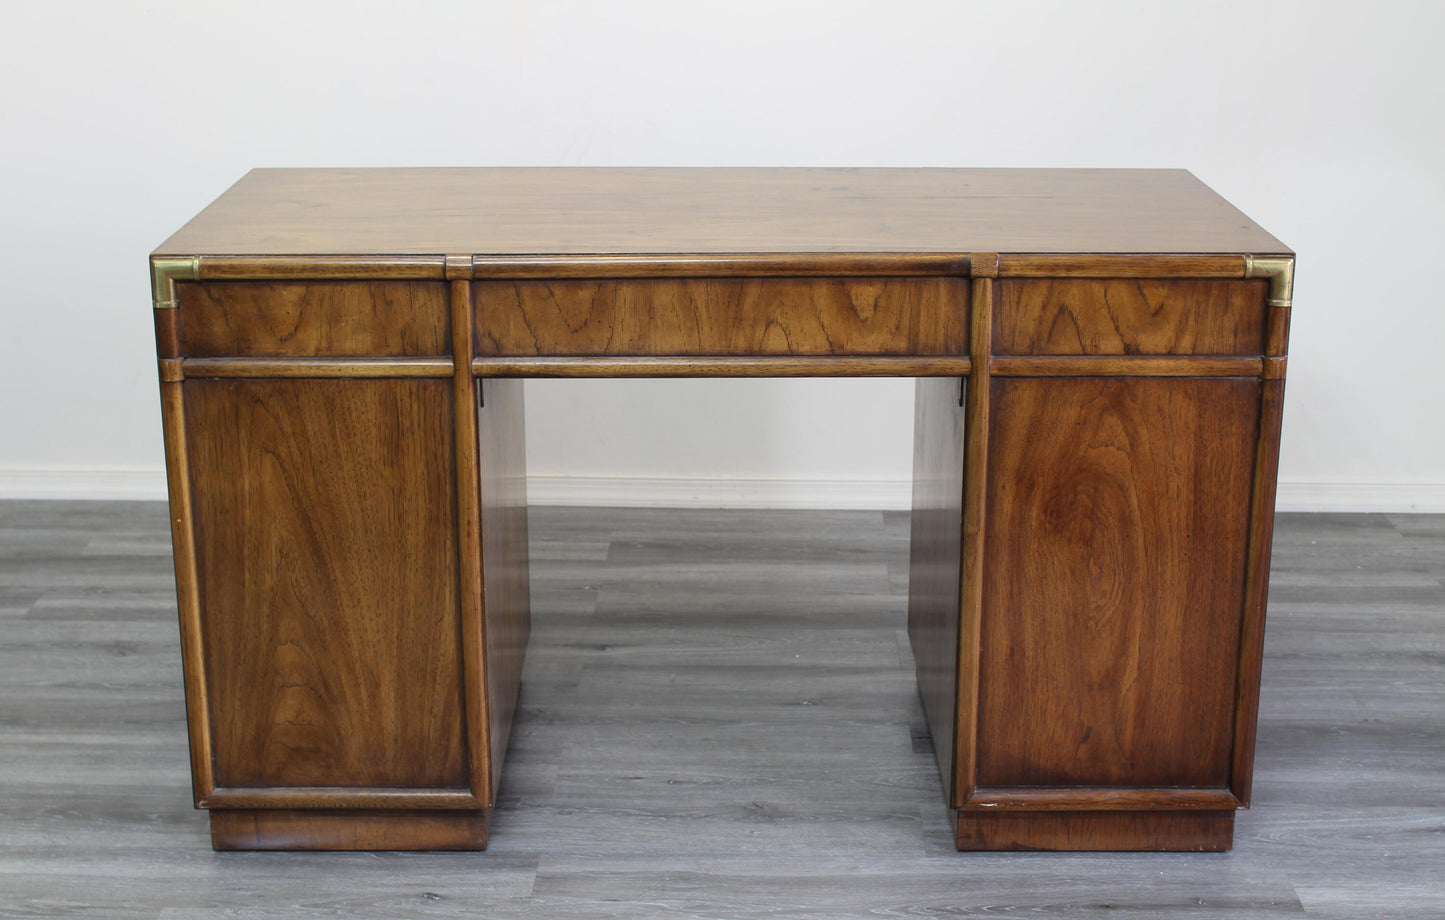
[151,168,1292,852]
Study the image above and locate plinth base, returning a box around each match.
[210,809,489,851]
[954,810,1234,851]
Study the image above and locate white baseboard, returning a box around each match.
[1273,481,1445,514]
[529,477,1445,512]
[3,469,1444,513]
[0,470,169,501]
[525,475,914,510]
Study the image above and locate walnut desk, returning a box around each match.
[151,168,1292,852]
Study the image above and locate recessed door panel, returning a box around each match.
[976,376,1258,789]
[185,377,467,790]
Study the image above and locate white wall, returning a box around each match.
[2,0,1441,509]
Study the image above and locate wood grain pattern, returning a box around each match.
[184,378,467,790]
[153,168,1289,256]
[1231,378,1287,805]
[474,278,967,357]
[478,377,532,801]
[990,356,1264,377]
[158,379,214,803]
[199,255,447,279]
[1266,305,1291,357]
[968,252,999,278]
[994,279,1267,355]
[953,277,993,807]
[179,281,450,356]
[996,255,1246,278]
[147,167,1294,854]
[955,810,1234,852]
[906,377,966,798]
[451,280,491,803]
[154,307,180,359]
[471,253,969,278]
[211,810,487,851]
[472,356,971,378]
[965,787,1239,810]
[444,254,474,280]
[977,377,1259,789]
[182,357,453,378]
[204,788,480,809]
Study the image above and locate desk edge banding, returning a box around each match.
[151,252,1295,288]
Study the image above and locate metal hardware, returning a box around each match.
[1244,255,1294,308]
[151,255,201,309]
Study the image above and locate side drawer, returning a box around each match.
[178,281,451,357]
[994,279,1267,356]
[475,277,968,357]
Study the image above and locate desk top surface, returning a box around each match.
[155,168,1288,258]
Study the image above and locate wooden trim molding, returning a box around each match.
[953,275,993,807]
[471,356,971,378]
[997,254,1250,279]
[158,380,214,803]
[204,787,484,810]
[1231,378,1287,805]
[967,252,999,279]
[471,253,970,279]
[1266,306,1292,358]
[211,809,488,851]
[198,255,449,280]
[150,253,1297,292]
[444,254,474,281]
[964,787,1242,811]
[954,809,1235,852]
[991,356,1265,378]
[451,279,493,804]
[182,357,454,379]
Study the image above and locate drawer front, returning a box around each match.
[995,279,1267,356]
[475,277,968,357]
[178,281,451,357]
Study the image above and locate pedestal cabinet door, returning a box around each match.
[976,377,1260,791]
[183,378,469,791]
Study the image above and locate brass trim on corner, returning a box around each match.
[151,255,201,309]
[1244,255,1294,308]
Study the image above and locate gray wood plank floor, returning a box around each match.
[1,502,1441,919]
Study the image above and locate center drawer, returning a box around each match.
[474,277,968,357]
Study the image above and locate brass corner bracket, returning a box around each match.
[1244,255,1294,308]
[151,255,200,309]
